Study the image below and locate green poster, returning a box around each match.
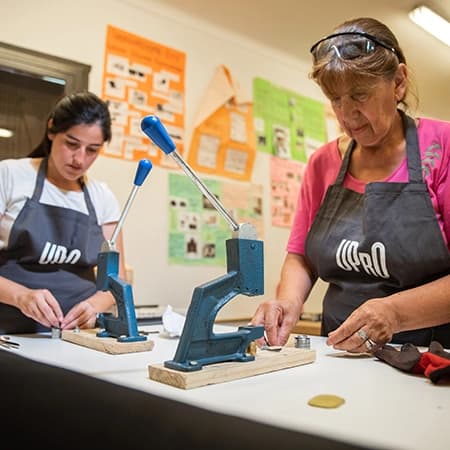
[168,173,263,266]
[253,77,328,162]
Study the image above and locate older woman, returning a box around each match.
[252,17,450,352]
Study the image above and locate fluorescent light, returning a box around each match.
[42,76,66,85]
[0,128,14,138]
[409,5,450,47]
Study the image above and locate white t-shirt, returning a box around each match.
[0,158,121,250]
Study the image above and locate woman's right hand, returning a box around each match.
[250,253,315,347]
[16,288,64,328]
[250,298,302,347]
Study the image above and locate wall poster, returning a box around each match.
[187,65,256,181]
[101,25,186,165]
[168,173,263,266]
[270,157,305,228]
[253,77,328,163]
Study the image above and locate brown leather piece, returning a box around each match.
[374,343,421,372]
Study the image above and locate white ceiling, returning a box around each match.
[152,0,450,121]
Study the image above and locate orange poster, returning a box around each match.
[101,25,186,165]
[187,65,255,181]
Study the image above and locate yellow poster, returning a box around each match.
[101,25,186,165]
[187,65,255,181]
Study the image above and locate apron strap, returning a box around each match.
[79,178,98,218]
[334,140,355,185]
[31,158,48,201]
[400,110,423,183]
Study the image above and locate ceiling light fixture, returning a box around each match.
[0,127,14,138]
[409,5,450,47]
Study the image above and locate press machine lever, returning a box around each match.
[96,159,152,342]
[141,116,264,371]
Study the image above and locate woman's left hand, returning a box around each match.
[326,298,399,353]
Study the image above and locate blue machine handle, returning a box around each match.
[106,158,153,250]
[141,115,176,155]
[134,158,152,186]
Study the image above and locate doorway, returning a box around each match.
[0,69,65,159]
[0,42,90,160]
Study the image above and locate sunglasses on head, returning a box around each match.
[310,31,397,61]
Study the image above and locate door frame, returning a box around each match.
[0,41,90,93]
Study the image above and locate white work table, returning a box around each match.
[4,325,449,450]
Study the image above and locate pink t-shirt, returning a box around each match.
[287,117,450,254]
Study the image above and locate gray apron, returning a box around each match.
[0,158,104,333]
[305,111,450,347]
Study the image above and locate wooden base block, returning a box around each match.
[61,328,154,354]
[148,347,316,389]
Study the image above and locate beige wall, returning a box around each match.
[0,0,331,318]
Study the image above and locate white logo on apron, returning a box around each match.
[336,239,390,278]
[38,241,81,265]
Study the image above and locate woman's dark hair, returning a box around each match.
[28,91,112,158]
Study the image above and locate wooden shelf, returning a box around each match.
[292,320,321,336]
[217,318,322,337]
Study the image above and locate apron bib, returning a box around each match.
[305,111,450,347]
[0,158,104,333]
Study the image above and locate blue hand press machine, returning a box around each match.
[141,116,265,371]
[96,158,152,342]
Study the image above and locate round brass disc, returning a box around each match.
[308,394,345,409]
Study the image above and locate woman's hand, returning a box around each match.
[60,299,97,330]
[250,298,303,346]
[16,288,64,328]
[60,290,115,330]
[326,298,399,353]
[250,253,315,347]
